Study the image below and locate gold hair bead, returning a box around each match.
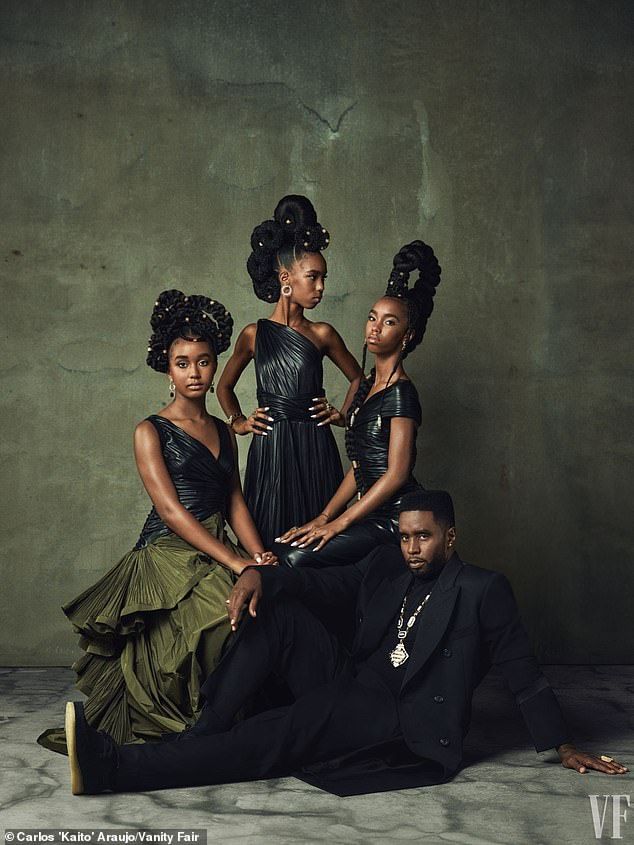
[185,316,189,321]
[147,346,151,351]
[184,296,189,302]
[154,300,159,306]
[304,241,309,247]
[285,218,291,224]
[322,228,326,234]
[258,241,263,247]
[325,237,329,243]
[162,348,167,353]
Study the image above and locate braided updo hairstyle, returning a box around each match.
[384,240,442,358]
[246,195,330,302]
[344,241,441,491]
[146,289,234,373]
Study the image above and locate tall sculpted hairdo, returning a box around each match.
[146,289,234,373]
[246,194,330,302]
[385,240,442,358]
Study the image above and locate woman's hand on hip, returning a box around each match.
[233,407,274,436]
[309,396,344,427]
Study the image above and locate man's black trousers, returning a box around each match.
[114,595,402,792]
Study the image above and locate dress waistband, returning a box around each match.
[258,390,324,422]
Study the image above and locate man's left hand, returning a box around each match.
[558,744,628,774]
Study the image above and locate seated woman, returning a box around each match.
[274,241,441,568]
[38,290,275,753]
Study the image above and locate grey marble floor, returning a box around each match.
[1,667,632,844]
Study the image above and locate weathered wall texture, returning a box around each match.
[0,1,632,664]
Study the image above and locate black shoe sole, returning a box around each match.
[65,701,84,795]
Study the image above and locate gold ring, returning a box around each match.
[600,755,614,763]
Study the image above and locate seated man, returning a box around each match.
[64,489,627,795]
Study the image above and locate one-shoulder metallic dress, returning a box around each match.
[244,319,344,547]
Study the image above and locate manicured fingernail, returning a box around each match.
[274,537,280,542]
[308,406,315,411]
[298,544,306,548]
[312,397,320,401]
[291,541,298,547]
[267,425,273,430]
[317,422,324,426]
[268,416,274,422]
[264,407,270,410]
[310,414,317,419]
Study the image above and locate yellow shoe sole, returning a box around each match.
[65,702,84,795]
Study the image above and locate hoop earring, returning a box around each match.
[169,378,175,400]
[281,284,292,297]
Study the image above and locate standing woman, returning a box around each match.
[274,241,442,567]
[217,195,362,548]
[38,290,275,753]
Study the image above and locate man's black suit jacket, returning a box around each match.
[257,545,569,794]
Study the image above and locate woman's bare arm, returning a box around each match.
[310,323,362,426]
[217,324,271,436]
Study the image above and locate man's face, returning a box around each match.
[398,510,456,577]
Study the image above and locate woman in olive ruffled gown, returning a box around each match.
[38,290,275,753]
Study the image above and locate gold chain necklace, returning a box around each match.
[389,591,432,668]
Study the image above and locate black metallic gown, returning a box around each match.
[244,319,344,547]
[273,380,422,568]
[38,415,242,753]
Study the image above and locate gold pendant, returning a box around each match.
[389,641,409,667]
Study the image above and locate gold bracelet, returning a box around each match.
[227,412,246,428]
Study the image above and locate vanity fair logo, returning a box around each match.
[588,794,631,839]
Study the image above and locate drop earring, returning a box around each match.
[169,378,175,399]
[210,380,215,394]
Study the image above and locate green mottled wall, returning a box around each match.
[1,1,632,664]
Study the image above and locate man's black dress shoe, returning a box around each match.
[65,701,117,795]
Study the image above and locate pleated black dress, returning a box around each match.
[244,319,344,547]
[38,415,243,753]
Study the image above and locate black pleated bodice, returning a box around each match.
[254,319,326,414]
[135,415,234,548]
[347,380,422,518]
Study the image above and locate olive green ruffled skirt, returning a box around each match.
[38,513,240,754]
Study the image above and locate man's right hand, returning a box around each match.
[226,568,263,631]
